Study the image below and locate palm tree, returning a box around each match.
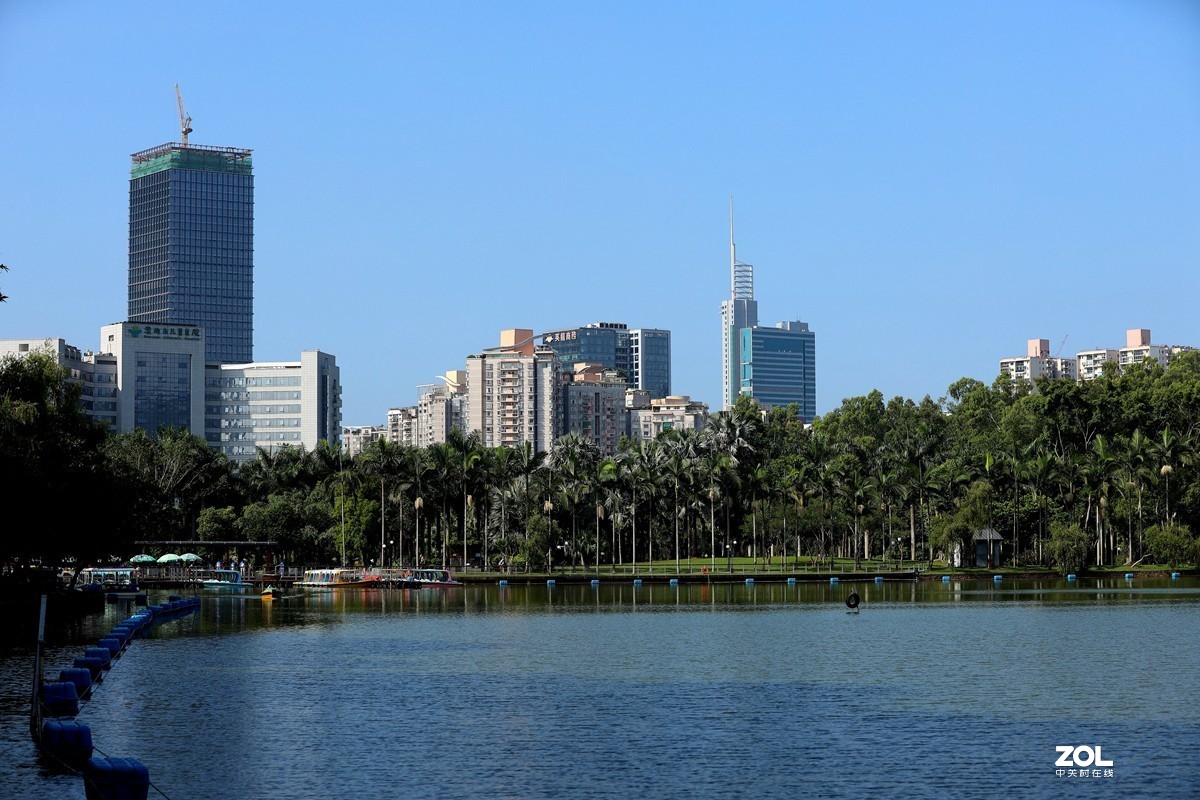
[401,446,429,567]
[875,464,903,566]
[359,438,406,568]
[1117,429,1151,562]
[1082,435,1118,565]
[550,434,600,571]
[898,427,941,561]
[602,486,627,571]
[1150,428,1193,524]
[487,445,520,567]
[662,452,692,574]
[630,441,663,574]
[834,463,876,565]
[456,436,483,569]
[782,460,812,569]
[1022,442,1058,563]
[325,463,359,566]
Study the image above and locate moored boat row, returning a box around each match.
[295,568,383,589]
[294,567,462,589]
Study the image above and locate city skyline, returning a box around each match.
[2,2,1197,425]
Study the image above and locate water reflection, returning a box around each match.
[178,577,1200,629]
[2,578,1199,799]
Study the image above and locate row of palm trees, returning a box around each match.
[237,407,1196,572]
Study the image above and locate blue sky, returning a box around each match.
[2,0,1198,425]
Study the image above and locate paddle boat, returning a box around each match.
[77,567,139,592]
[296,568,380,590]
[409,569,462,588]
[194,569,253,592]
[261,586,283,601]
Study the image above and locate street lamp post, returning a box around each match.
[464,495,473,572]
[414,497,424,568]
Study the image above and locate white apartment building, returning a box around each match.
[5,327,342,461]
[999,338,1078,385]
[466,330,560,451]
[387,406,418,447]
[0,337,119,431]
[204,349,342,464]
[1076,329,1195,381]
[628,395,709,442]
[1076,349,1118,381]
[416,370,467,448]
[562,364,628,456]
[343,425,387,456]
[1117,328,1194,371]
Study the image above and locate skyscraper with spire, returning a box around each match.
[719,201,817,419]
[720,200,758,409]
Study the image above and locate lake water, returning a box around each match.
[3,578,1199,798]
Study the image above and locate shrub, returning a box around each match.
[1044,522,1090,575]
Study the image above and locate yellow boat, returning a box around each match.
[261,586,283,600]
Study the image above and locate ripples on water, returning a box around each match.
[2,579,1198,799]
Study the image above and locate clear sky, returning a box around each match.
[2,0,1198,425]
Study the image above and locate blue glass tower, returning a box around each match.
[128,142,254,364]
[739,321,817,421]
[631,328,671,399]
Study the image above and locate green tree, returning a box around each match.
[1044,522,1091,575]
[103,427,233,539]
[240,490,335,564]
[198,506,239,542]
[1144,523,1196,570]
[0,348,113,566]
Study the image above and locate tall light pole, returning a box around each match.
[414,497,424,567]
[464,495,473,571]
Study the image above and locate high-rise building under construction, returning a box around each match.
[128,142,254,364]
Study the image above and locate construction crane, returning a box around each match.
[175,83,193,147]
[1056,334,1069,357]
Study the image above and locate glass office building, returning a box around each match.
[542,323,632,382]
[739,321,816,421]
[543,322,673,399]
[630,328,671,399]
[129,143,254,364]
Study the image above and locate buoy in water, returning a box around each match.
[41,719,93,766]
[83,757,150,800]
[40,682,80,717]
